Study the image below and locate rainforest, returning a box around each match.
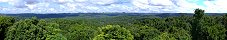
[0,9,227,40]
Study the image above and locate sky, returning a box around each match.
[0,0,226,13]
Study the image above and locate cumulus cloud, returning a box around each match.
[202,0,227,13]
[0,0,227,13]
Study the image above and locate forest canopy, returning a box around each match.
[0,9,227,40]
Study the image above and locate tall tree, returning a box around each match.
[191,8,205,40]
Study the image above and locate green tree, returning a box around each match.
[207,24,226,40]
[193,9,205,20]
[93,25,133,40]
[223,14,227,39]
[191,9,226,40]
[167,26,192,40]
[191,8,205,40]
[224,14,227,28]
[0,16,15,40]
[65,24,97,40]
[152,32,176,40]
[133,26,160,40]
[5,18,66,40]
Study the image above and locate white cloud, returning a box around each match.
[132,0,177,13]
[90,0,115,5]
[0,0,227,13]
[74,0,88,2]
[0,0,12,2]
[173,0,204,13]
[201,0,227,13]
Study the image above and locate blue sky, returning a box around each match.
[0,0,227,13]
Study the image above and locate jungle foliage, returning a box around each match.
[0,9,227,40]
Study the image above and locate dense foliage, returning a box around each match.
[93,25,133,40]
[0,9,227,40]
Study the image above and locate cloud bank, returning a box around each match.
[0,0,227,13]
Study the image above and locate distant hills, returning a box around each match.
[0,13,226,18]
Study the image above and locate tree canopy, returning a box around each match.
[0,9,227,40]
